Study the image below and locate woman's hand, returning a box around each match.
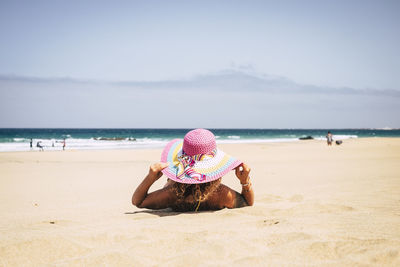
[148,162,169,180]
[235,163,251,184]
[132,162,170,208]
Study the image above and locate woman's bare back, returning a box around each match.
[163,182,249,211]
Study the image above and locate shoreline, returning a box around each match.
[1,136,399,154]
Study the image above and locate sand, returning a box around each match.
[0,138,399,266]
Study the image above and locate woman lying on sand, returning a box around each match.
[132,129,254,211]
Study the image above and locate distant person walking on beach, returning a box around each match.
[30,139,33,149]
[36,141,44,151]
[132,128,254,211]
[62,139,66,150]
[326,131,333,146]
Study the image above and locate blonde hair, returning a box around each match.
[170,178,221,210]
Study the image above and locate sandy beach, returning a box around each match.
[0,137,399,266]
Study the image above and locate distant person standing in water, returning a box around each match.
[30,139,33,149]
[36,141,44,151]
[326,131,333,146]
[63,139,66,150]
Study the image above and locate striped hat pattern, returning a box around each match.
[161,129,242,184]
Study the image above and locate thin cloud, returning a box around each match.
[1,71,399,97]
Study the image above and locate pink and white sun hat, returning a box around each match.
[161,129,242,184]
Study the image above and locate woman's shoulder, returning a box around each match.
[206,184,248,209]
[203,184,237,209]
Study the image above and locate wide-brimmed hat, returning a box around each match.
[161,129,241,184]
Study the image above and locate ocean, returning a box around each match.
[0,128,399,152]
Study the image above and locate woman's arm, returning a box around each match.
[217,163,254,209]
[235,163,254,206]
[132,162,176,209]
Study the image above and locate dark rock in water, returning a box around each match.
[299,136,314,140]
[335,140,343,145]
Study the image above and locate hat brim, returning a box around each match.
[161,139,242,184]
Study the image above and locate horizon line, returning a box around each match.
[0,127,399,130]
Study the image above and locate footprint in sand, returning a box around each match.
[289,194,304,202]
[264,219,280,225]
[257,218,281,227]
[266,232,314,246]
[40,220,73,226]
[259,195,284,203]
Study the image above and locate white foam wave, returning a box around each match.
[314,135,358,141]
[0,138,171,152]
[217,138,299,144]
[0,135,359,152]
[13,138,28,142]
[333,135,358,140]
[314,134,358,140]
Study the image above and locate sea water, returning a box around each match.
[0,128,399,152]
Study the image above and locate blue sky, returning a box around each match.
[0,0,399,128]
